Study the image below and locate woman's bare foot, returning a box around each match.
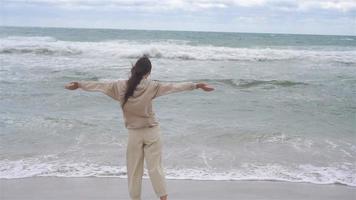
[160,194,168,200]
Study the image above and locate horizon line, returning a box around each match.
[1,25,355,37]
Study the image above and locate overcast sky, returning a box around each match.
[1,0,356,35]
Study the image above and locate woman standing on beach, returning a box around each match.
[65,56,214,200]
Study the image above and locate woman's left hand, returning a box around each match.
[196,83,214,91]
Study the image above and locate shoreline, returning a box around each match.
[1,177,355,200]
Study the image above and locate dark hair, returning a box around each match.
[122,56,152,107]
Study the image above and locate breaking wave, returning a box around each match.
[0,158,354,187]
[1,36,356,63]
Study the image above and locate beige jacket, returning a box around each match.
[78,78,197,129]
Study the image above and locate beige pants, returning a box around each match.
[126,125,167,200]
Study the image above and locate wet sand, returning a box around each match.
[1,177,355,200]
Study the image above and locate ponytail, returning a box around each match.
[122,56,152,108]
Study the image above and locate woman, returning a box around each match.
[65,56,214,200]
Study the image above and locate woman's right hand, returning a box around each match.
[196,83,214,91]
[65,82,79,90]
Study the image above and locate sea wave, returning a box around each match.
[200,79,308,88]
[0,47,82,56]
[1,36,356,63]
[0,158,354,186]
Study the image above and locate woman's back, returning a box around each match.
[120,78,159,129]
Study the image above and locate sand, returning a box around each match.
[1,177,355,200]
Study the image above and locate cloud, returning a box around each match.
[3,0,356,12]
[1,0,355,35]
[297,0,356,12]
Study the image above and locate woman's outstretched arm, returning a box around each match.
[153,81,214,98]
[65,80,122,101]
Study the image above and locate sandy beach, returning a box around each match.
[1,177,355,200]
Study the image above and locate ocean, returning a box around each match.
[0,26,355,187]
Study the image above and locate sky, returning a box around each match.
[1,0,356,35]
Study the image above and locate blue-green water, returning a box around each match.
[0,26,355,186]
[1,26,356,48]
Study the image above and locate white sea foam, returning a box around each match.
[1,36,356,63]
[1,158,355,186]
